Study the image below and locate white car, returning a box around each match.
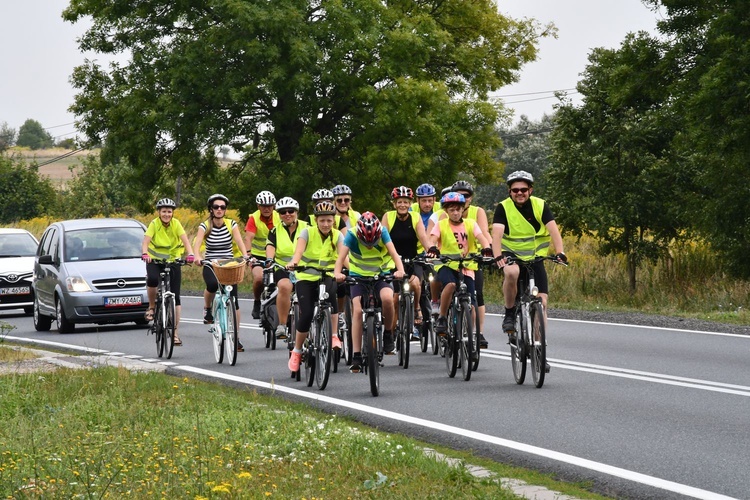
[0,228,39,315]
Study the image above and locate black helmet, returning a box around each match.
[451,180,474,196]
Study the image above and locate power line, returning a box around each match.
[44,122,76,130]
[492,88,577,98]
[499,127,554,139]
[35,147,87,167]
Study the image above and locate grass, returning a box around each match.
[0,361,607,499]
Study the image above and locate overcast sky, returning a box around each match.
[0,0,662,142]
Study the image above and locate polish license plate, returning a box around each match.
[0,287,30,295]
[104,295,142,307]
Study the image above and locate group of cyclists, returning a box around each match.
[140,169,567,376]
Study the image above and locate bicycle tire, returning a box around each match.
[460,300,473,381]
[343,295,353,365]
[365,314,380,396]
[510,309,526,384]
[315,308,332,390]
[164,297,176,359]
[471,315,481,372]
[445,307,458,378]
[154,301,165,358]
[212,300,225,364]
[419,291,430,353]
[530,301,547,388]
[305,328,315,387]
[400,292,413,369]
[225,298,239,366]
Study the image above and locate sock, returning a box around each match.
[293,348,303,354]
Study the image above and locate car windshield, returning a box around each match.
[0,232,38,257]
[65,227,144,262]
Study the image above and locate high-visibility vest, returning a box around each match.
[499,196,551,260]
[249,210,281,257]
[297,227,341,282]
[272,220,309,265]
[437,217,479,271]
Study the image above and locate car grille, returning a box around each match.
[0,272,32,285]
[88,304,149,316]
[91,277,147,291]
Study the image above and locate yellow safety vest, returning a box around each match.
[146,218,186,261]
[249,210,281,257]
[297,227,341,282]
[437,217,478,271]
[273,220,309,265]
[500,196,551,260]
[348,237,390,277]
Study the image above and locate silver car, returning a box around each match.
[0,228,39,314]
[33,218,149,333]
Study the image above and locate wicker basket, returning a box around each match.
[212,259,246,285]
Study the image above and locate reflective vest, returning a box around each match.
[146,218,186,261]
[297,227,341,282]
[437,217,478,271]
[250,210,281,257]
[273,220,308,265]
[500,196,551,260]
[337,208,361,233]
[348,237,390,277]
[195,218,241,257]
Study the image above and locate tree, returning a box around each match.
[16,119,54,150]
[0,155,57,223]
[64,0,552,216]
[59,154,137,218]
[0,122,16,151]
[547,32,690,292]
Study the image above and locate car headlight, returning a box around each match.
[66,276,92,292]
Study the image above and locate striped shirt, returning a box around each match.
[200,220,237,261]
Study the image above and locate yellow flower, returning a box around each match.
[237,472,252,479]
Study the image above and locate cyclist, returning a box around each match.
[286,200,345,374]
[492,171,567,363]
[141,198,195,346]
[193,194,250,351]
[245,190,280,320]
[381,186,431,339]
[426,186,452,314]
[266,196,308,339]
[308,188,335,225]
[331,184,360,232]
[451,180,492,349]
[428,192,492,337]
[413,183,437,230]
[334,212,405,372]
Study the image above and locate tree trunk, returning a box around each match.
[627,251,637,294]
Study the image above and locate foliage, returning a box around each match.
[16,119,54,150]
[0,122,16,151]
[0,154,57,223]
[64,0,553,217]
[55,137,77,149]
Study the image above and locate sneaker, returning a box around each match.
[350,354,363,373]
[252,300,261,320]
[410,327,420,341]
[435,316,448,337]
[431,300,439,316]
[479,333,488,349]
[502,309,516,332]
[383,331,395,354]
[237,340,245,352]
[203,308,213,324]
[288,350,302,372]
[275,324,287,340]
[545,362,551,373]
[331,332,342,350]
[338,314,346,330]
[507,332,517,346]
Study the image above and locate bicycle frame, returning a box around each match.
[206,258,245,366]
[150,259,184,360]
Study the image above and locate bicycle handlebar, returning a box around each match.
[502,255,569,267]
[204,256,253,268]
[149,258,188,266]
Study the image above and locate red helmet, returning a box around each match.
[356,212,382,245]
[391,186,414,200]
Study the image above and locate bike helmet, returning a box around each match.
[451,180,474,196]
[207,193,229,210]
[506,170,534,187]
[416,183,436,197]
[331,184,353,196]
[313,200,336,216]
[275,196,299,211]
[356,212,382,245]
[255,190,276,206]
[311,188,334,202]
[440,186,452,197]
[391,186,414,200]
[156,198,177,209]
[440,191,466,208]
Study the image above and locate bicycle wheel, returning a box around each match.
[305,326,316,387]
[460,301,473,381]
[212,300,225,364]
[365,314,380,397]
[164,297,176,359]
[315,309,332,390]
[419,292,430,353]
[529,301,547,388]
[343,295,353,365]
[399,293,413,369]
[445,307,458,378]
[154,301,165,358]
[471,315,481,373]
[224,299,239,366]
[510,309,526,384]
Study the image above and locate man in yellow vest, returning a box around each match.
[492,171,567,371]
[245,190,281,319]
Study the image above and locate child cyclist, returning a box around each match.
[334,212,405,373]
[427,192,493,336]
[286,200,345,374]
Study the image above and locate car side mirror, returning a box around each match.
[39,254,54,265]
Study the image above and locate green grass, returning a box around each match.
[0,363,608,499]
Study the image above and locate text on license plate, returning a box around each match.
[1,287,30,295]
[104,296,142,307]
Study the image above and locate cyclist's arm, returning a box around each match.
[193,225,207,264]
[141,235,153,263]
[287,232,308,268]
[476,207,491,242]
[384,241,405,277]
[265,229,277,260]
[231,223,250,258]
[244,217,257,253]
[475,224,491,250]
[415,218,431,252]
[333,244,350,281]
[546,219,565,256]
[179,232,195,259]
[491,223,505,264]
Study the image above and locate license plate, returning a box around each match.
[104,295,142,307]
[1,287,30,295]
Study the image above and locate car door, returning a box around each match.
[34,227,59,314]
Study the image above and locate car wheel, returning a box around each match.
[33,296,52,332]
[24,305,34,315]
[55,296,75,333]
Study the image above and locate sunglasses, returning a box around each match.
[336,198,351,203]
[278,209,296,215]
[211,205,227,210]
[510,187,529,194]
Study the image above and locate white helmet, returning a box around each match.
[255,190,276,205]
[275,197,299,211]
[311,188,334,202]
[506,170,534,187]
[331,184,352,196]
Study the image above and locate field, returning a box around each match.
[12,147,85,187]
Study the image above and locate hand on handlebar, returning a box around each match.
[554,252,569,265]
[427,246,440,258]
[141,253,151,263]
[393,269,405,280]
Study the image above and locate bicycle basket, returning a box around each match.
[213,259,246,285]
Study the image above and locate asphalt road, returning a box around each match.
[2,296,748,500]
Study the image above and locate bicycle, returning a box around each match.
[412,257,436,355]
[291,266,336,390]
[148,258,186,359]
[394,259,419,369]
[504,255,567,388]
[345,274,393,397]
[260,264,282,350]
[206,257,248,366]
